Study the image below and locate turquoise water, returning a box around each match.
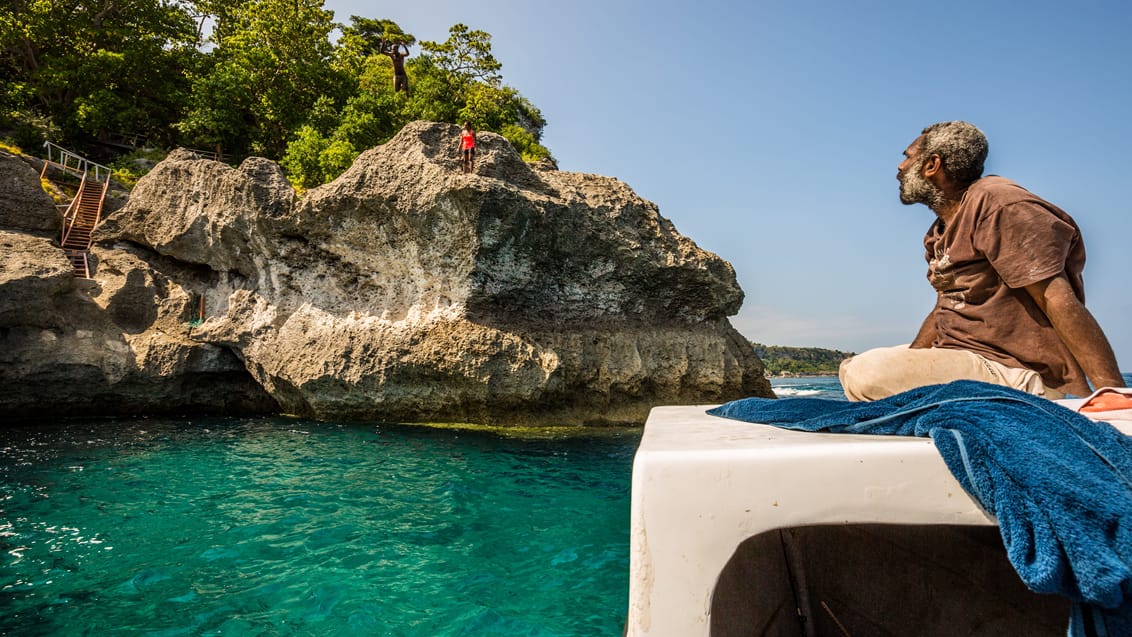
[3,374,1125,635]
[767,376,847,400]
[0,419,639,636]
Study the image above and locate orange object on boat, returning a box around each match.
[1079,388,1132,413]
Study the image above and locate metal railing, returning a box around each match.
[41,141,113,182]
[182,147,226,162]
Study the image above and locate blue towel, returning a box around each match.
[707,380,1132,637]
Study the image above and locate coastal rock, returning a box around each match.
[97,150,293,277]
[0,150,58,233]
[0,228,278,418]
[2,121,771,425]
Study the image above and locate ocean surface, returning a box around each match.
[0,419,639,636]
[2,373,1124,635]
[765,375,847,400]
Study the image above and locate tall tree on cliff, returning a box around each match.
[177,0,345,158]
[415,24,549,161]
[279,16,416,188]
[280,19,553,188]
[0,0,200,148]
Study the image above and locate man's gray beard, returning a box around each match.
[899,161,946,210]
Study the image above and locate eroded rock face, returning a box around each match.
[0,230,278,418]
[0,156,277,419]
[2,121,771,425]
[0,151,58,233]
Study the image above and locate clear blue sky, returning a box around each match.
[324,0,1132,367]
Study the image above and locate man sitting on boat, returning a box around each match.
[839,121,1125,401]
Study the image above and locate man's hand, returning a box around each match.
[909,297,941,349]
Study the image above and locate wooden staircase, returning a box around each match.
[59,176,108,278]
[41,142,112,278]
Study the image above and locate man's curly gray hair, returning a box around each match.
[920,121,988,186]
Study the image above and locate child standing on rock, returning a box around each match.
[456,122,476,173]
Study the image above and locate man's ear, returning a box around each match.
[921,154,943,177]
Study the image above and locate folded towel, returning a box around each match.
[707,380,1132,637]
[1078,387,1132,422]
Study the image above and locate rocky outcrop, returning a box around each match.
[1,123,771,425]
[0,150,279,419]
[0,151,57,233]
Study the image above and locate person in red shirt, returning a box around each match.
[457,121,476,173]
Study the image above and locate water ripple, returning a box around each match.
[0,418,638,636]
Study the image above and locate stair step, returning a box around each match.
[57,166,107,277]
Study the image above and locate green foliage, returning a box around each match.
[279,125,358,189]
[108,147,167,188]
[342,17,416,57]
[2,115,49,152]
[420,23,502,86]
[279,125,330,189]
[278,18,553,187]
[751,342,855,376]
[500,124,551,162]
[179,0,342,157]
[175,59,257,155]
[3,4,553,186]
[1,0,200,146]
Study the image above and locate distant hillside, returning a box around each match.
[751,342,855,376]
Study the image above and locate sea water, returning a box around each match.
[0,419,638,636]
[766,376,847,400]
[3,373,1125,635]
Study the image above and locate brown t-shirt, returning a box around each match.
[922,176,1088,393]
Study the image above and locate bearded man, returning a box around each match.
[839,121,1124,401]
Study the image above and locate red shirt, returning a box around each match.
[461,130,475,149]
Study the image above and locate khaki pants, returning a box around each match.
[839,344,1061,402]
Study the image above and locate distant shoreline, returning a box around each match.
[766,372,840,379]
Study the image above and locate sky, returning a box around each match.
[323,0,1132,367]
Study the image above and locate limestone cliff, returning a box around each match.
[1,122,771,425]
[0,151,277,418]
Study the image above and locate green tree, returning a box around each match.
[4,4,557,186]
[751,342,855,376]
[0,0,200,146]
[414,24,550,161]
[280,20,554,186]
[420,23,501,85]
[278,17,410,188]
[341,16,415,57]
[279,124,330,187]
[178,0,344,157]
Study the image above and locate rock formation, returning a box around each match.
[0,150,278,419]
[0,122,771,426]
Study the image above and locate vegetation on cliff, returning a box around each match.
[0,1,550,188]
[751,342,855,376]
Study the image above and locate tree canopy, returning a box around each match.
[1,2,551,187]
[1,0,200,147]
[751,342,855,376]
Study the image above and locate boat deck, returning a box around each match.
[626,403,1132,636]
